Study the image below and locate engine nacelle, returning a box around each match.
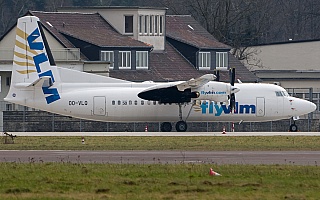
[192,82,231,103]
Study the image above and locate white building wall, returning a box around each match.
[243,41,320,71]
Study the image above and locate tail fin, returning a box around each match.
[5,16,61,105]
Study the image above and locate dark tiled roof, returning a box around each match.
[166,15,230,49]
[27,11,258,83]
[30,11,151,48]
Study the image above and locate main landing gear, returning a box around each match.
[160,103,191,132]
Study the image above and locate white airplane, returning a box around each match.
[4,16,317,132]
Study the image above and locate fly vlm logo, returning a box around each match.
[27,28,60,104]
[200,101,256,116]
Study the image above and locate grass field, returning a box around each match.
[0,163,320,200]
[1,136,320,151]
[1,136,320,199]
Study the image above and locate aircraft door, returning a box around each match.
[93,96,106,116]
[256,97,265,117]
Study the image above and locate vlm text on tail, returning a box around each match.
[5,16,61,106]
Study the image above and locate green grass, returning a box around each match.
[1,136,320,199]
[1,136,320,151]
[0,163,319,200]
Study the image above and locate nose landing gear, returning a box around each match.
[289,123,298,132]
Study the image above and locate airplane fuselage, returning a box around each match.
[9,81,314,123]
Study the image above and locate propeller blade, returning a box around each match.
[229,68,235,86]
[215,70,220,81]
[229,68,236,112]
[230,93,236,112]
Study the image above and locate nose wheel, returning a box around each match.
[289,123,298,132]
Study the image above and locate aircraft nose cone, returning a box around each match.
[309,101,317,113]
[298,99,317,114]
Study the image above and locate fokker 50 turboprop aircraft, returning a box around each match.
[5,16,317,132]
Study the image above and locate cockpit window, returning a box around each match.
[282,91,289,97]
[275,91,283,97]
[275,91,289,97]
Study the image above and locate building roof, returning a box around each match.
[0,10,258,83]
[166,15,230,50]
[30,11,151,48]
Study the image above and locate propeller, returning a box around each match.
[215,70,220,81]
[229,68,236,112]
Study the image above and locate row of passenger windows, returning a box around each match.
[112,100,158,106]
[111,100,193,106]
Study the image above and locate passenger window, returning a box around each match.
[147,101,151,105]
[141,101,144,105]
[153,101,156,105]
[129,100,132,105]
[123,101,127,105]
[134,100,138,105]
[118,100,121,105]
[112,100,115,105]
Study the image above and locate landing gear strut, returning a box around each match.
[176,103,188,132]
[160,103,190,132]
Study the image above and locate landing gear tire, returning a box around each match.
[176,121,188,132]
[289,124,298,132]
[161,122,172,132]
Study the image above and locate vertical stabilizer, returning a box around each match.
[5,16,61,105]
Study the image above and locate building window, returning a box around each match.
[199,52,211,69]
[159,15,164,35]
[155,15,159,35]
[6,104,12,111]
[149,15,154,35]
[124,15,133,34]
[136,51,148,69]
[216,52,228,69]
[144,15,149,34]
[101,51,114,68]
[119,51,131,68]
[139,15,143,35]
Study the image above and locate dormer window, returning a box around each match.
[124,15,133,34]
[199,52,211,70]
[136,51,148,69]
[119,51,131,68]
[101,51,114,68]
[216,52,228,70]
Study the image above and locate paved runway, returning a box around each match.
[1,150,320,165]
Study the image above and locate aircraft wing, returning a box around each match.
[138,74,216,103]
[176,74,216,91]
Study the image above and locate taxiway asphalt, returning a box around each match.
[1,132,319,165]
[1,150,319,165]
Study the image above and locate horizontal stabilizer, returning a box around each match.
[28,76,53,87]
